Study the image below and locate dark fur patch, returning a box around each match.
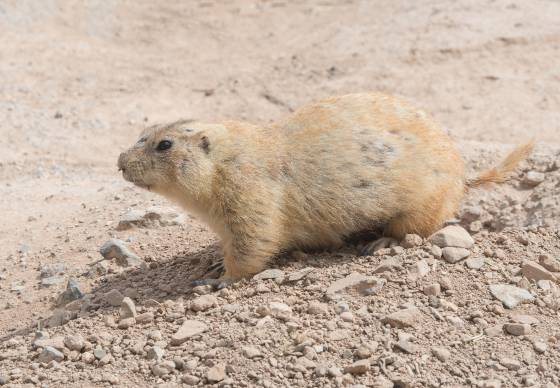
[353,179,373,188]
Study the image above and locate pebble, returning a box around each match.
[206,364,227,383]
[242,345,262,359]
[442,247,470,263]
[39,263,66,278]
[269,302,292,320]
[510,314,538,325]
[408,259,430,280]
[465,256,485,269]
[381,307,423,328]
[499,357,521,371]
[93,348,107,360]
[104,289,124,306]
[307,301,329,315]
[40,276,65,287]
[343,359,370,374]
[504,323,531,336]
[119,297,137,319]
[182,374,201,385]
[429,225,474,249]
[373,257,402,273]
[117,206,184,230]
[118,317,135,329]
[33,336,65,350]
[423,283,441,296]
[191,294,218,312]
[521,260,556,282]
[253,269,285,283]
[327,366,343,377]
[147,346,164,361]
[135,312,154,324]
[539,254,560,272]
[63,335,84,352]
[340,311,354,322]
[151,361,175,377]
[38,346,64,363]
[56,278,84,306]
[489,284,534,309]
[431,346,451,362]
[99,239,146,268]
[523,171,545,186]
[285,267,315,282]
[533,341,547,354]
[171,320,208,345]
[326,272,369,295]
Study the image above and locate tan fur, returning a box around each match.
[117,92,531,280]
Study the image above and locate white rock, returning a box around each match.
[119,297,136,319]
[191,294,218,312]
[429,225,474,249]
[442,247,470,263]
[171,320,207,345]
[489,284,534,309]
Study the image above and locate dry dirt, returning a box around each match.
[1,1,559,387]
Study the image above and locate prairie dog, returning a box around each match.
[117,93,532,280]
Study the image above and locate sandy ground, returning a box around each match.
[0,1,559,387]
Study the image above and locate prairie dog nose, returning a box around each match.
[117,152,127,172]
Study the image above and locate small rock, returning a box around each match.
[539,254,560,272]
[327,366,343,377]
[442,247,470,263]
[522,261,556,282]
[99,239,145,268]
[489,284,534,309]
[206,364,226,383]
[510,314,538,325]
[430,245,442,259]
[56,278,84,306]
[408,259,430,280]
[326,272,368,295]
[465,256,485,270]
[191,294,218,312]
[253,269,285,283]
[151,361,175,377]
[524,171,545,186]
[285,267,315,282]
[340,311,354,322]
[423,283,441,296]
[242,345,262,359]
[504,323,531,336]
[104,289,124,306]
[533,341,547,354]
[171,320,207,345]
[37,346,64,363]
[307,301,329,315]
[39,263,66,278]
[63,335,84,352]
[373,257,402,273]
[343,359,370,375]
[372,376,394,388]
[429,225,474,249]
[381,307,423,328]
[401,234,423,248]
[0,376,9,385]
[499,357,521,370]
[117,206,184,230]
[119,297,136,319]
[118,317,135,329]
[269,302,292,319]
[147,346,165,361]
[40,276,65,287]
[431,346,451,362]
[33,336,65,350]
[136,312,154,324]
[182,374,201,385]
[93,348,107,360]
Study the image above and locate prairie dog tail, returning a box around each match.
[466,141,534,189]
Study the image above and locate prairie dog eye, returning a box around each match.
[156,140,173,151]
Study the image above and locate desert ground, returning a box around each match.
[0,0,559,387]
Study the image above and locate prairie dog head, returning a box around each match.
[118,120,222,201]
